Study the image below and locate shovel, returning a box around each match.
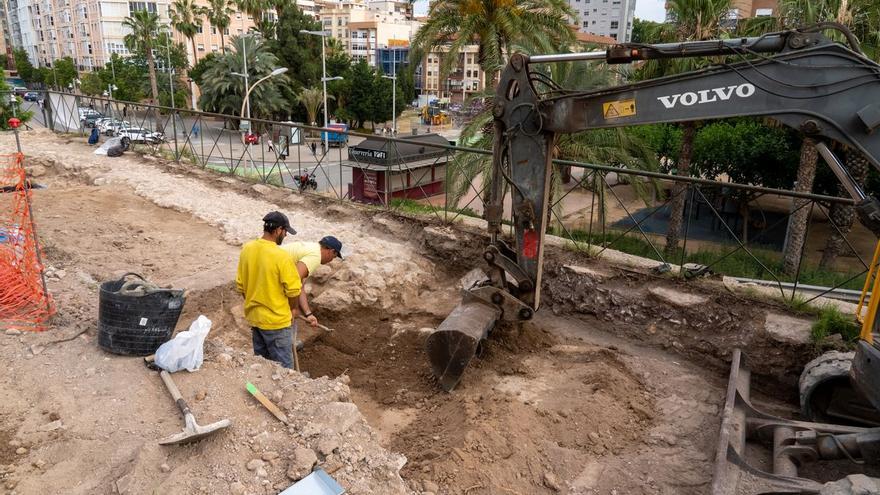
[158,370,231,445]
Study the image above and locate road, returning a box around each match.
[23,98,364,197]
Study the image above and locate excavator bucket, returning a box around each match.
[426,297,501,392]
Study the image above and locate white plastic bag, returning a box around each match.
[154,315,212,372]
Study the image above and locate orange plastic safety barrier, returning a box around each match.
[0,153,54,331]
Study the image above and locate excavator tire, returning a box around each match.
[799,351,880,426]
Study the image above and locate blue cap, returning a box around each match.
[319,236,344,260]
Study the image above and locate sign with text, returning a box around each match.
[350,148,387,161]
[363,170,378,199]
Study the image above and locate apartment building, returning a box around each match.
[419,44,486,104]
[0,0,11,67]
[317,0,420,66]
[6,0,175,71]
[172,0,319,65]
[666,0,777,26]
[729,0,777,22]
[569,0,636,42]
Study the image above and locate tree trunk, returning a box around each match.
[664,121,696,258]
[782,137,819,275]
[819,152,870,268]
[146,44,160,103]
[190,37,199,66]
[220,30,226,54]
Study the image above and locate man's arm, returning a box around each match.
[296,261,318,327]
[235,255,245,295]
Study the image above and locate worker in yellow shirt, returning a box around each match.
[236,211,302,369]
[281,235,344,329]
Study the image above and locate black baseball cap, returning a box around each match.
[319,236,344,260]
[262,211,296,234]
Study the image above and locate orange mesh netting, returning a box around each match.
[0,153,54,331]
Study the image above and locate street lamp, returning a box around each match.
[381,73,396,136]
[300,29,335,151]
[238,67,288,120]
[382,47,400,135]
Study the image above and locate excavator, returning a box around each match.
[425,23,880,493]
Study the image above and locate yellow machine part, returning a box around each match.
[856,240,880,344]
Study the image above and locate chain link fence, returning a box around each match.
[14,90,874,305]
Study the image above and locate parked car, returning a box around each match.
[81,112,104,128]
[101,119,130,135]
[23,92,40,102]
[94,117,113,129]
[12,86,27,96]
[116,127,164,144]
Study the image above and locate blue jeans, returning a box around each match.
[252,326,293,369]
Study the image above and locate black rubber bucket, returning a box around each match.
[98,273,186,356]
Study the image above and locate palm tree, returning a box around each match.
[297,87,334,134]
[204,0,234,53]
[772,0,876,274]
[171,0,203,66]
[411,0,575,84]
[636,0,731,257]
[820,151,870,268]
[234,0,268,23]
[123,9,161,102]
[198,35,289,121]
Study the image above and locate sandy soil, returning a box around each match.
[0,127,875,495]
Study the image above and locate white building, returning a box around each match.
[7,0,173,71]
[318,0,420,66]
[569,0,636,42]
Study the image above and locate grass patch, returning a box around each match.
[205,163,284,187]
[556,227,867,290]
[811,306,860,345]
[389,198,479,219]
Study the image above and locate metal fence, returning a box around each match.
[12,90,875,306]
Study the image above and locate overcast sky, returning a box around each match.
[634,0,666,21]
[413,0,667,22]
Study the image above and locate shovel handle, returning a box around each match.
[160,370,192,417]
[297,314,333,332]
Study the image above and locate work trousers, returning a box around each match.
[251,326,293,369]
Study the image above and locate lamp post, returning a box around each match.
[382,47,400,135]
[300,30,333,151]
[163,32,175,108]
[382,72,396,136]
[238,67,288,120]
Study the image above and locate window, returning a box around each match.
[582,20,588,27]
[610,32,617,39]
[591,20,596,24]
[128,1,156,14]
[755,7,772,15]
[610,21,618,28]
[211,44,218,51]
[196,25,202,33]
[211,26,216,34]
[197,43,204,51]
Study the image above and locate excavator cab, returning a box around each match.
[426,22,880,493]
